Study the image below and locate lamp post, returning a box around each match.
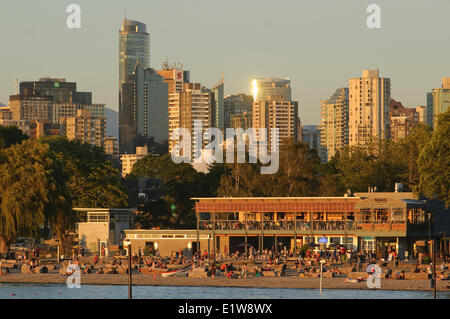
[319,259,326,296]
[124,240,132,299]
[427,212,436,299]
[438,231,446,260]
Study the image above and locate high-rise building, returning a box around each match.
[104,136,120,164]
[119,18,150,89]
[168,83,212,157]
[348,70,391,146]
[9,94,53,122]
[415,106,427,124]
[251,78,298,150]
[252,78,291,102]
[120,64,169,154]
[15,78,104,124]
[60,109,106,147]
[212,78,224,131]
[53,103,105,124]
[430,77,450,128]
[426,92,434,127]
[157,61,190,95]
[302,125,321,153]
[252,98,299,150]
[230,112,252,130]
[20,78,92,104]
[224,94,253,130]
[319,88,349,162]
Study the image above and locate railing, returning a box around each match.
[198,220,356,231]
[355,221,407,231]
[313,221,346,231]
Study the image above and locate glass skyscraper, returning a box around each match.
[119,19,150,88]
[119,18,151,154]
[251,78,291,102]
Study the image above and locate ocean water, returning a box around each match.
[0,283,449,299]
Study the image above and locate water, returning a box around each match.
[0,283,449,299]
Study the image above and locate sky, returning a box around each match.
[1,0,449,125]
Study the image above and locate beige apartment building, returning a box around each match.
[252,97,299,150]
[168,83,212,157]
[120,145,148,177]
[319,87,349,162]
[349,70,391,146]
[60,109,105,147]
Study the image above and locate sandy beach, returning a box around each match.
[1,273,449,292]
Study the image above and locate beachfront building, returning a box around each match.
[74,208,134,255]
[123,192,449,259]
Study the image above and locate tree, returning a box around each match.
[0,140,71,253]
[396,123,432,191]
[317,153,347,196]
[0,126,28,149]
[129,154,205,227]
[268,139,321,197]
[416,110,450,207]
[334,138,409,193]
[40,136,128,208]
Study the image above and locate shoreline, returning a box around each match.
[1,274,449,293]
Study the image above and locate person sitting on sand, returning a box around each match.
[385,266,393,279]
[395,271,406,280]
[439,272,450,281]
[345,276,366,283]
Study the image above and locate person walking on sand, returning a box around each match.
[427,263,434,288]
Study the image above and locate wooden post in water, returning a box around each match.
[433,239,436,299]
[320,259,325,296]
[128,243,132,299]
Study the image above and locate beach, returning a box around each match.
[1,273,449,292]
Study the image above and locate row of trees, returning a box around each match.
[0,127,128,253]
[129,110,449,228]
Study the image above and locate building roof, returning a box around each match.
[192,196,359,201]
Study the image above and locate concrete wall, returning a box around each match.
[77,222,109,253]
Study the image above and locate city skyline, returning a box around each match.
[1,0,450,125]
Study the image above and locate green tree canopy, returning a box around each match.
[0,126,28,149]
[416,110,450,206]
[40,136,128,208]
[129,154,206,227]
[0,140,71,253]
